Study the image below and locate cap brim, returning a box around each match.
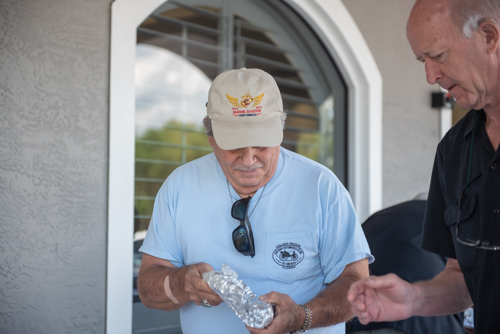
[212,116,283,150]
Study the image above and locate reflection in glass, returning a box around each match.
[134,44,213,232]
[296,96,335,171]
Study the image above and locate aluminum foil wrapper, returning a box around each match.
[202,263,274,329]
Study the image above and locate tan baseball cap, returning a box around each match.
[207,68,284,150]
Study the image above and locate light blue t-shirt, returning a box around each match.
[140,147,373,334]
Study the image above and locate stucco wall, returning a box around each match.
[342,0,441,209]
[0,0,111,333]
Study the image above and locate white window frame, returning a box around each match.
[284,0,382,223]
[107,0,382,332]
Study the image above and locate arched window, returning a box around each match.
[132,1,346,331]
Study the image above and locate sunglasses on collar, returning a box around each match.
[231,197,255,257]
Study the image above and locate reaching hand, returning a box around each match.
[183,263,223,307]
[347,274,419,324]
[246,291,304,334]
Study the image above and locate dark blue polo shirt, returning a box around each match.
[422,109,500,334]
[346,200,464,334]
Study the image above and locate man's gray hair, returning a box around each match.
[203,112,287,136]
[453,0,500,37]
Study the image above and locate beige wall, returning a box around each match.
[343,0,442,209]
[0,0,111,332]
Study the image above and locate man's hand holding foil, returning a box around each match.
[247,258,369,333]
[138,254,223,310]
[246,292,305,334]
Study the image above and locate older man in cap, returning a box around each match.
[138,67,372,334]
[348,0,500,333]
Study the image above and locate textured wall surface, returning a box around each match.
[0,0,111,333]
[343,0,440,209]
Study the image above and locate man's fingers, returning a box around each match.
[351,298,367,312]
[194,298,223,307]
[363,274,401,289]
[259,291,287,304]
[199,290,223,303]
[193,278,222,302]
[246,324,272,334]
[192,279,217,295]
[254,291,303,334]
[347,277,377,303]
[207,300,223,306]
[348,273,416,324]
[348,275,397,301]
[184,263,224,305]
[347,280,366,302]
[357,311,373,325]
[187,287,222,305]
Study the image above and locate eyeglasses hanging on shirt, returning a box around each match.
[455,113,500,250]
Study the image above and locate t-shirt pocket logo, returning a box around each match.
[272,242,304,269]
[266,231,314,283]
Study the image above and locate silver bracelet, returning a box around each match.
[290,304,312,334]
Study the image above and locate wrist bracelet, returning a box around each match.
[290,304,312,334]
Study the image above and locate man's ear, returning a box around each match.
[207,134,216,148]
[480,19,500,54]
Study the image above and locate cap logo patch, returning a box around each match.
[226,92,264,117]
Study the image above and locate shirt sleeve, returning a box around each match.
[320,181,374,284]
[421,145,457,259]
[139,179,184,268]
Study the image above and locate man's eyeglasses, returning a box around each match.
[456,227,500,250]
[231,197,255,257]
[456,218,500,250]
[456,173,500,250]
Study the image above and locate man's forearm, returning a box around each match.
[138,264,190,311]
[308,275,360,326]
[413,258,472,317]
[308,258,369,327]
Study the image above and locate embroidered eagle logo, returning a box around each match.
[226,92,265,108]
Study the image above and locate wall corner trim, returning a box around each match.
[108,0,167,333]
[285,0,383,222]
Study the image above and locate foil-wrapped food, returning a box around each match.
[202,263,274,329]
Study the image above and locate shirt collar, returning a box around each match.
[463,109,485,137]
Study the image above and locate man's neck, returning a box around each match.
[234,188,258,198]
[230,176,270,199]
